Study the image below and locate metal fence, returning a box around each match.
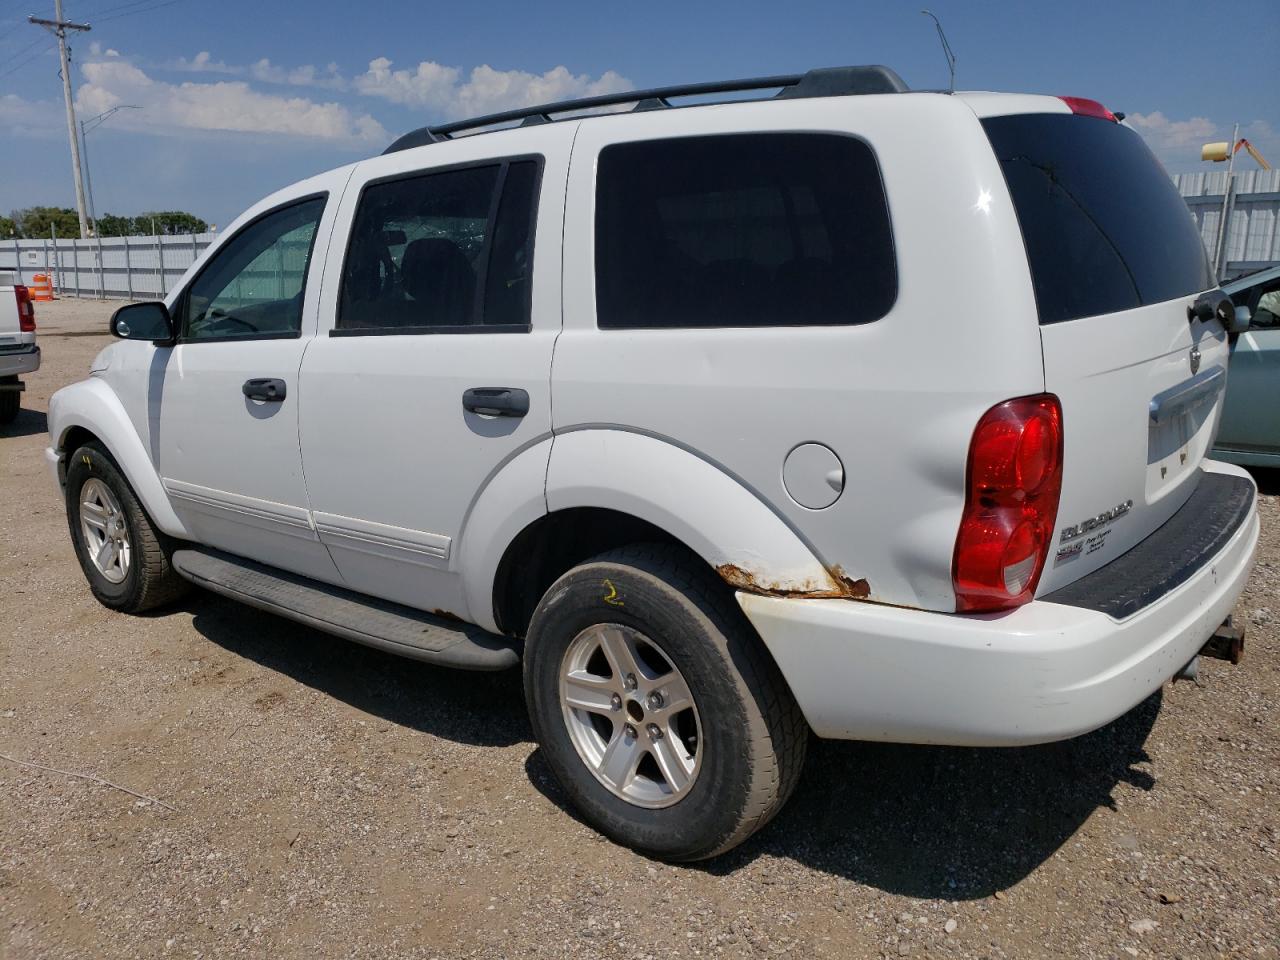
[1172,169,1280,279]
[3,170,1279,301]
[0,232,216,300]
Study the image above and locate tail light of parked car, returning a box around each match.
[953,394,1063,612]
[15,285,36,332]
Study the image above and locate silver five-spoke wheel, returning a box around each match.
[559,623,701,808]
[79,477,131,584]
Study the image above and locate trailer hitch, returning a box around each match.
[1201,617,1245,665]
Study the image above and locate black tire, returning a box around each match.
[523,543,808,861]
[65,441,189,613]
[0,377,18,425]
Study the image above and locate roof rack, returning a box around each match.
[382,64,908,155]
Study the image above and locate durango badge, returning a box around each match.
[1059,500,1134,543]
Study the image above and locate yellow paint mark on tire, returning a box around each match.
[602,579,624,607]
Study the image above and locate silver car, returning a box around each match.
[1215,265,1280,466]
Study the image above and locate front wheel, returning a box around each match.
[65,442,189,613]
[523,544,808,861]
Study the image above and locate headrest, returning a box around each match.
[401,237,475,322]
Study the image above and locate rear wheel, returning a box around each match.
[523,543,808,860]
[0,377,19,425]
[65,442,189,612]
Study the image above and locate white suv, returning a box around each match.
[45,66,1259,860]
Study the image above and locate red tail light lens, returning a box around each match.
[1058,96,1117,122]
[14,285,36,332]
[953,395,1063,612]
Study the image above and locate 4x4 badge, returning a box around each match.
[1189,345,1201,375]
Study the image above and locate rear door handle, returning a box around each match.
[462,387,529,417]
[242,378,287,402]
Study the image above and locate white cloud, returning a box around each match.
[1125,111,1280,173]
[75,59,386,142]
[168,51,346,91]
[354,58,632,118]
[169,50,240,76]
[249,58,347,90]
[1126,111,1218,150]
[0,93,63,137]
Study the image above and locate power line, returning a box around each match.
[96,0,184,23]
[0,33,49,61]
[0,36,56,80]
[93,0,171,15]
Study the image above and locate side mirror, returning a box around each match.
[110,301,174,342]
[1229,305,1252,334]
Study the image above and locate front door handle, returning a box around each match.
[462,387,529,417]
[242,378,287,402]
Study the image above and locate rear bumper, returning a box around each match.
[739,462,1258,746]
[0,345,40,378]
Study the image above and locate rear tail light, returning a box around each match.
[14,285,35,332]
[953,394,1063,612]
[1058,96,1118,122]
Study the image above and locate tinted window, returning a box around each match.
[595,134,895,329]
[982,114,1214,325]
[339,159,540,332]
[182,197,324,340]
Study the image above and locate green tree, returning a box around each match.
[94,213,136,237]
[0,216,16,239]
[11,207,80,239]
[138,211,209,235]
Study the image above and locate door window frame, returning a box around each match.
[172,192,329,345]
[330,153,544,338]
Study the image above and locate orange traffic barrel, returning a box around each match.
[29,273,55,301]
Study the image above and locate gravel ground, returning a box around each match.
[2,299,1277,960]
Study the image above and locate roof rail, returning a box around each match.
[382,64,908,155]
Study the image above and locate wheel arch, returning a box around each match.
[48,378,190,539]
[466,428,859,636]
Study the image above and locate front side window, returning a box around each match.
[181,197,325,340]
[595,133,896,329]
[338,159,540,333]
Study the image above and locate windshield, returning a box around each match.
[982,113,1214,325]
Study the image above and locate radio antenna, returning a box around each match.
[921,10,957,93]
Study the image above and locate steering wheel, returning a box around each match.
[206,308,257,333]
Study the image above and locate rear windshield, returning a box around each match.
[982,113,1214,325]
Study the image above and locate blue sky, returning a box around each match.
[1,0,1277,229]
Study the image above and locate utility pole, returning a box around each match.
[30,1,92,239]
[1214,121,1240,279]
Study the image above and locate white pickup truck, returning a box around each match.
[0,273,39,424]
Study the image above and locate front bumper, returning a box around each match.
[0,344,40,378]
[45,445,65,491]
[739,462,1259,747]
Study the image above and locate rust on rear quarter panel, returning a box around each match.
[717,563,870,600]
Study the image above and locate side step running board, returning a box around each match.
[171,548,520,671]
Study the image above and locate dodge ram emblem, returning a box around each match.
[1189,345,1201,375]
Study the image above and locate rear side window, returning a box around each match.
[338,158,540,333]
[595,133,896,329]
[983,114,1214,325]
